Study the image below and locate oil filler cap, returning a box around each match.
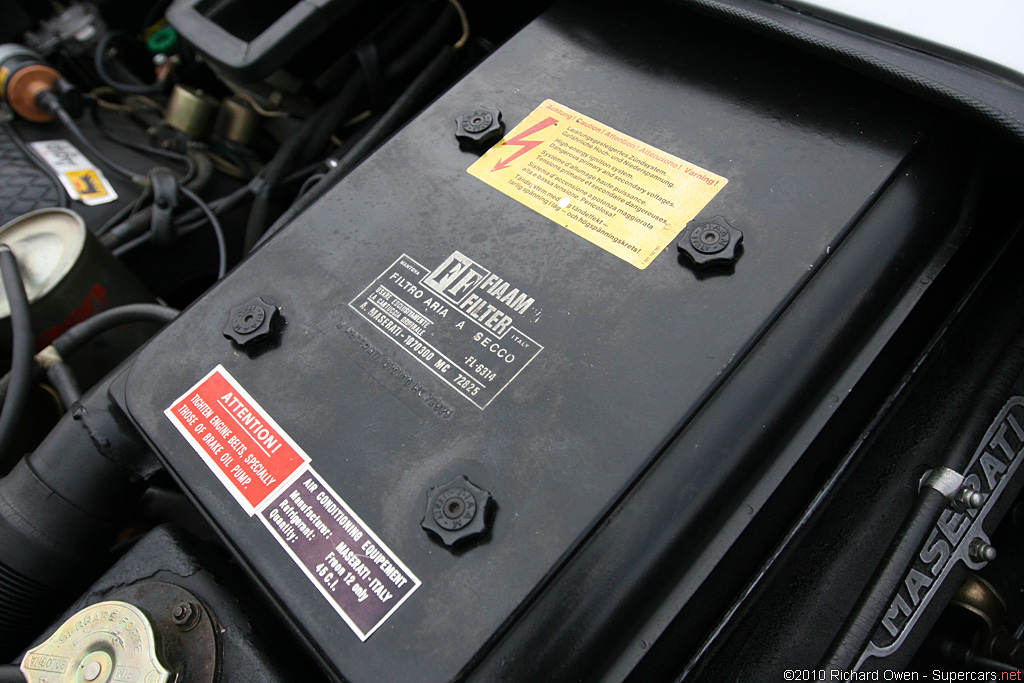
[20,601,173,683]
[677,216,743,267]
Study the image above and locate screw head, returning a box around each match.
[433,487,478,531]
[689,223,731,254]
[422,475,493,548]
[224,297,278,347]
[232,304,266,334]
[170,600,202,630]
[462,110,494,134]
[968,538,997,563]
[953,486,985,512]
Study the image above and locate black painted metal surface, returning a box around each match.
[121,1,971,680]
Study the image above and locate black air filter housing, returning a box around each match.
[121,1,973,680]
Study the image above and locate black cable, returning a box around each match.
[0,246,34,462]
[45,95,220,274]
[243,1,459,252]
[46,361,81,407]
[382,3,459,81]
[242,92,349,252]
[110,181,249,256]
[3,121,69,208]
[90,106,196,183]
[40,93,142,182]
[96,184,151,236]
[94,30,165,95]
[100,152,216,245]
[297,172,326,198]
[111,231,150,258]
[295,2,456,168]
[259,45,460,246]
[51,303,178,357]
[180,185,227,279]
[281,159,329,187]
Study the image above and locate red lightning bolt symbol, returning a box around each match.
[490,117,559,172]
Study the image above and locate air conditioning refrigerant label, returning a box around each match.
[350,251,543,409]
[165,365,420,641]
[468,100,728,269]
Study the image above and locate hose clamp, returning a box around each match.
[920,466,964,498]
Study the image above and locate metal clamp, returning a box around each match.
[920,466,965,499]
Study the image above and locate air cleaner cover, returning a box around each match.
[121,0,972,680]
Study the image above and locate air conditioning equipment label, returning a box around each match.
[350,251,543,409]
[260,469,421,642]
[468,99,727,269]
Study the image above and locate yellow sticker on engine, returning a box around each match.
[65,169,115,204]
[468,100,727,269]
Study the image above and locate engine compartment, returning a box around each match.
[2,0,1024,681]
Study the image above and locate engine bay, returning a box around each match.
[2,0,1024,681]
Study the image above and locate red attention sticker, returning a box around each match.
[165,365,309,513]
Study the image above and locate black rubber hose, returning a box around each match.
[0,365,157,659]
[257,45,460,247]
[241,105,334,253]
[243,1,460,252]
[44,303,179,407]
[383,3,459,81]
[820,488,949,670]
[821,316,1024,670]
[939,640,1019,673]
[294,0,439,165]
[99,152,220,250]
[94,30,165,95]
[0,246,34,463]
[295,2,458,168]
[0,664,24,682]
[46,361,81,407]
[51,303,178,357]
[0,303,178,410]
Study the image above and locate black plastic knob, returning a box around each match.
[422,475,493,548]
[224,297,278,347]
[677,216,743,267]
[455,107,504,151]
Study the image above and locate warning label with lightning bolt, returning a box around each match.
[468,100,727,269]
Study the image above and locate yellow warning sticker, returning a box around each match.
[65,169,113,204]
[468,100,727,269]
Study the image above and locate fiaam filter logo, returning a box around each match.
[423,251,488,303]
[422,252,534,338]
